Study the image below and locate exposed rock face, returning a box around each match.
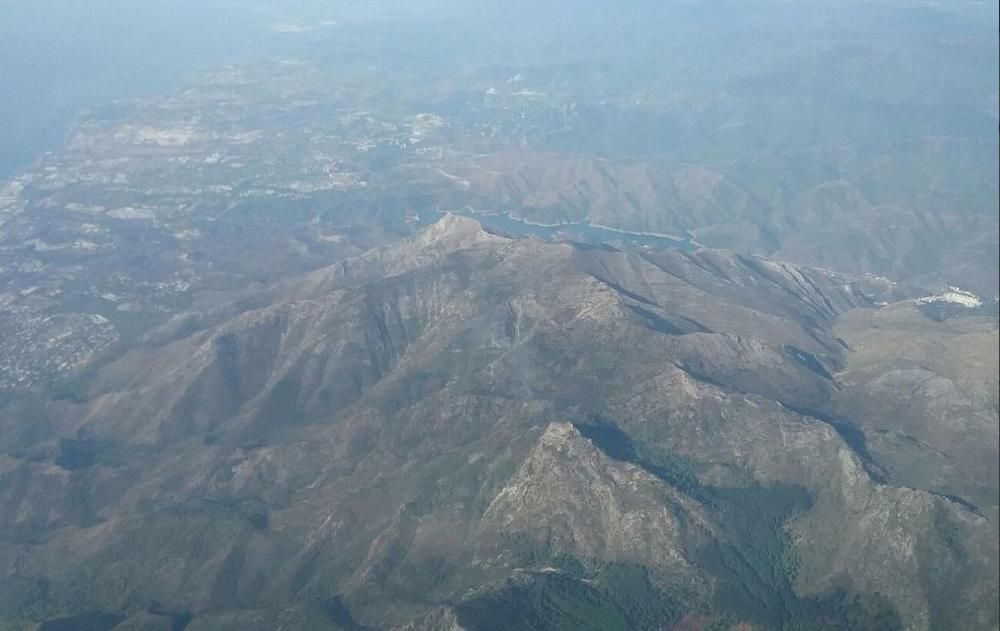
[0,216,995,630]
[480,422,707,579]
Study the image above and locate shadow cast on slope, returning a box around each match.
[573,418,904,631]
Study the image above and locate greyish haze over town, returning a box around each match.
[0,1,997,630]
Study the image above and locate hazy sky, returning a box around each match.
[0,1,271,178]
[1,0,996,179]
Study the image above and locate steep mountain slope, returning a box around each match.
[0,216,995,630]
[833,302,999,508]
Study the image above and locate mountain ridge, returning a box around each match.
[0,215,995,630]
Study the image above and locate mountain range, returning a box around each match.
[1,215,995,630]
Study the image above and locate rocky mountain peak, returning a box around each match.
[479,421,705,576]
[412,212,495,250]
[0,206,994,630]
